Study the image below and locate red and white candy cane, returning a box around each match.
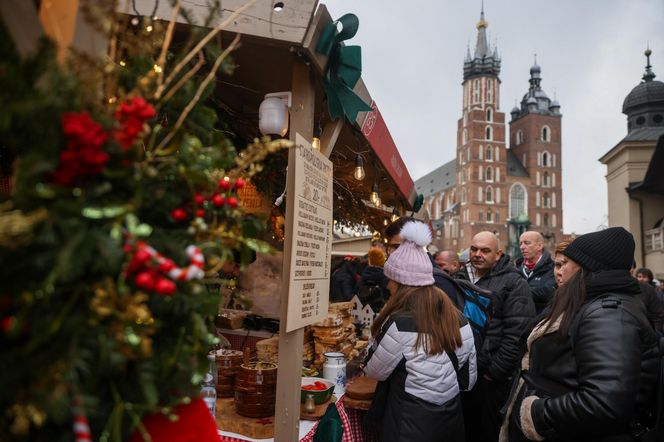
[167,245,205,281]
[72,401,92,442]
[133,241,205,281]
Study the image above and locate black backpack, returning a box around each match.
[450,277,495,347]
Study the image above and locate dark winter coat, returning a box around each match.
[503,270,660,442]
[364,311,477,442]
[432,261,462,308]
[637,280,664,334]
[457,254,536,381]
[516,250,556,314]
[356,265,390,311]
[330,260,358,302]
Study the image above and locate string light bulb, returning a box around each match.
[311,122,321,150]
[353,155,365,181]
[370,182,381,207]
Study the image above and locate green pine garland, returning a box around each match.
[0,4,288,441]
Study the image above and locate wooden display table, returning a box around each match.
[215,396,354,442]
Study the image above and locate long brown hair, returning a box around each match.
[543,268,588,339]
[371,284,462,354]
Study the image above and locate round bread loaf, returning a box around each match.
[345,376,377,400]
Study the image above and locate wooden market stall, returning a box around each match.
[4,1,417,440]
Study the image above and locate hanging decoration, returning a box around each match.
[315,13,372,122]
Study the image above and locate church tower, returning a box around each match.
[456,6,509,244]
[509,61,563,246]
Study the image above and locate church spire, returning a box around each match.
[643,46,656,82]
[474,1,489,58]
[463,1,501,80]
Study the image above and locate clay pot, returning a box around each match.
[234,362,278,418]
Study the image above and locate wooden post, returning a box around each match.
[320,119,344,158]
[0,1,43,57]
[274,60,315,441]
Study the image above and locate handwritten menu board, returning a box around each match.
[284,134,333,332]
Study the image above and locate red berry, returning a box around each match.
[218,178,231,191]
[134,248,152,265]
[227,196,238,208]
[211,194,225,207]
[234,177,245,190]
[170,208,188,222]
[155,278,176,296]
[135,271,155,291]
[158,259,176,272]
[1,316,14,334]
[194,193,205,205]
[195,209,205,218]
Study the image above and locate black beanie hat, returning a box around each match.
[562,227,635,272]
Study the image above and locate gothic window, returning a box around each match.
[543,192,550,208]
[485,186,494,203]
[486,145,493,161]
[509,184,526,219]
[543,172,550,187]
[486,166,493,182]
[486,126,492,141]
[542,151,550,167]
[541,125,551,142]
[543,213,550,227]
[487,79,493,103]
[487,211,493,222]
[516,130,524,145]
[473,79,480,103]
[487,108,492,122]
[495,210,500,223]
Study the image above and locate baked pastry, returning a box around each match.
[345,376,377,400]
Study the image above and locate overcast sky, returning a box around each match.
[324,0,664,234]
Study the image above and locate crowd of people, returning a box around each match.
[333,217,664,442]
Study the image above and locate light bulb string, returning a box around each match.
[132,0,160,21]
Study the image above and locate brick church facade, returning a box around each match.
[415,9,563,257]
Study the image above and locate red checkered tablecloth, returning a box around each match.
[343,407,379,442]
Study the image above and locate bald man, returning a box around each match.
[434,249,460,275]
[516,231,555,314]
[457,231,534,442]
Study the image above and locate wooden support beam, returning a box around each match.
[274,59,315,442]
[320,119,344,159]
[0,0,43,58]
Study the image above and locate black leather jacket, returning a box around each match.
[516,250,556,314]
[514,271,660,442]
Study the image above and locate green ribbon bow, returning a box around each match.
[315,13,372,122]
[412,193,424,214]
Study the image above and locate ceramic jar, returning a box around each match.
[322,352,346,395]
